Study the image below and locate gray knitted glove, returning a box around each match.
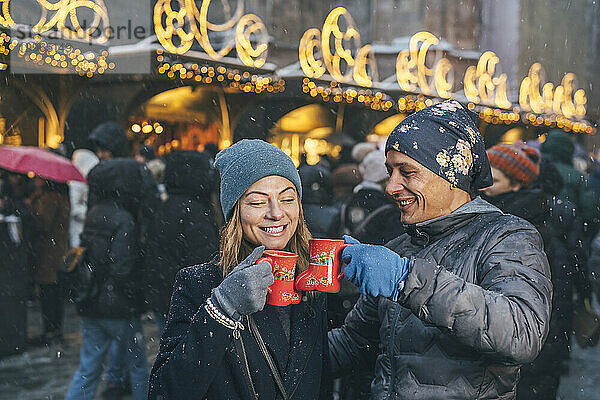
[211,246,274,321]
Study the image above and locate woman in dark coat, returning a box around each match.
[29,177,70,343]
[144,151,219,332]
[149,140,330,400]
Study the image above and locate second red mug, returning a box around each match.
[295,238,348,293]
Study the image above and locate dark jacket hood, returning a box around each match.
[299,164,334,205]
[482,188,548,228]
[164,151,214,199]
[89,121,129,158]
[538,158,564,196]
[87,158,142,214]
[540,129,574,165]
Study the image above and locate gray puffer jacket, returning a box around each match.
[329,197,552,400]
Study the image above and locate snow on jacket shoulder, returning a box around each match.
[329,197,552,400]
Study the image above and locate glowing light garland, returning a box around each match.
[299,7,378,87]
[0,30,114,76]
[155,51,284,94]
[301,78,393,112]
[154,0,268,68]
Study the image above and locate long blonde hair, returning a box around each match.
[218,197,312,279]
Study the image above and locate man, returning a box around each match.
[329,100,552,400]
[87,121,155,399]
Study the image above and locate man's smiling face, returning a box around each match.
[385,150,469,224]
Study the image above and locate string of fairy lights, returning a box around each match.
[155,50,285,94]
[0,31,114,76]
[301,78,394,112]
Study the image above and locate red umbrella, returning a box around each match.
[0,145,86,183]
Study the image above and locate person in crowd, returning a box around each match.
[329,100,552,400]
[29,177,70,345]
[203,142,219,164]
[88,122,158,218]
[149,139,330,399]
[0,171,34,355]
[481,142,590,399]
[298,163,340,238]
[88,122,156,399]
[65,159,149,400]
[69,149,99,248]
[335,150,404,400]
[144,151,219,334]
[540,129,600,239]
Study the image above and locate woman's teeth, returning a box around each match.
[262,226,285,234]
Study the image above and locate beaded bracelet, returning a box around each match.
[205,297,242,331]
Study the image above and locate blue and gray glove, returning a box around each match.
[341,235,410,301]
[211,246,274,321]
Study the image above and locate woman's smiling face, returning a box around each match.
[239,175,300,250]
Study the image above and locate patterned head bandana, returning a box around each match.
[385,100,492,192]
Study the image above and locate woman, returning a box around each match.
[149,139,330,399]
[29,177,70,344]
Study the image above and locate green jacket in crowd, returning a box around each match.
[540,129,600,238]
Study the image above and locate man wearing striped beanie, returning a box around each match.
[482,141,540,196]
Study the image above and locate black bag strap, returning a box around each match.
[247,315,290,400]
[232,324,259,400]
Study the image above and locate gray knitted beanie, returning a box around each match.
[214,139,302,221]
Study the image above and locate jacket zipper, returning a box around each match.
[387,305,402,400]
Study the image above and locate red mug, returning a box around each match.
[295,239,348,293]
[257,250,301,306]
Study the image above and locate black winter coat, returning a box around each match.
[329,197,552,400]
[144,194,218,314]
[340,184,397,239]
[149,263,331,400]
[144,151,219,315]
[79,159,143,319]
[78,202,140,318]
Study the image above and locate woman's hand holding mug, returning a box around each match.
[211,246,275,321]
